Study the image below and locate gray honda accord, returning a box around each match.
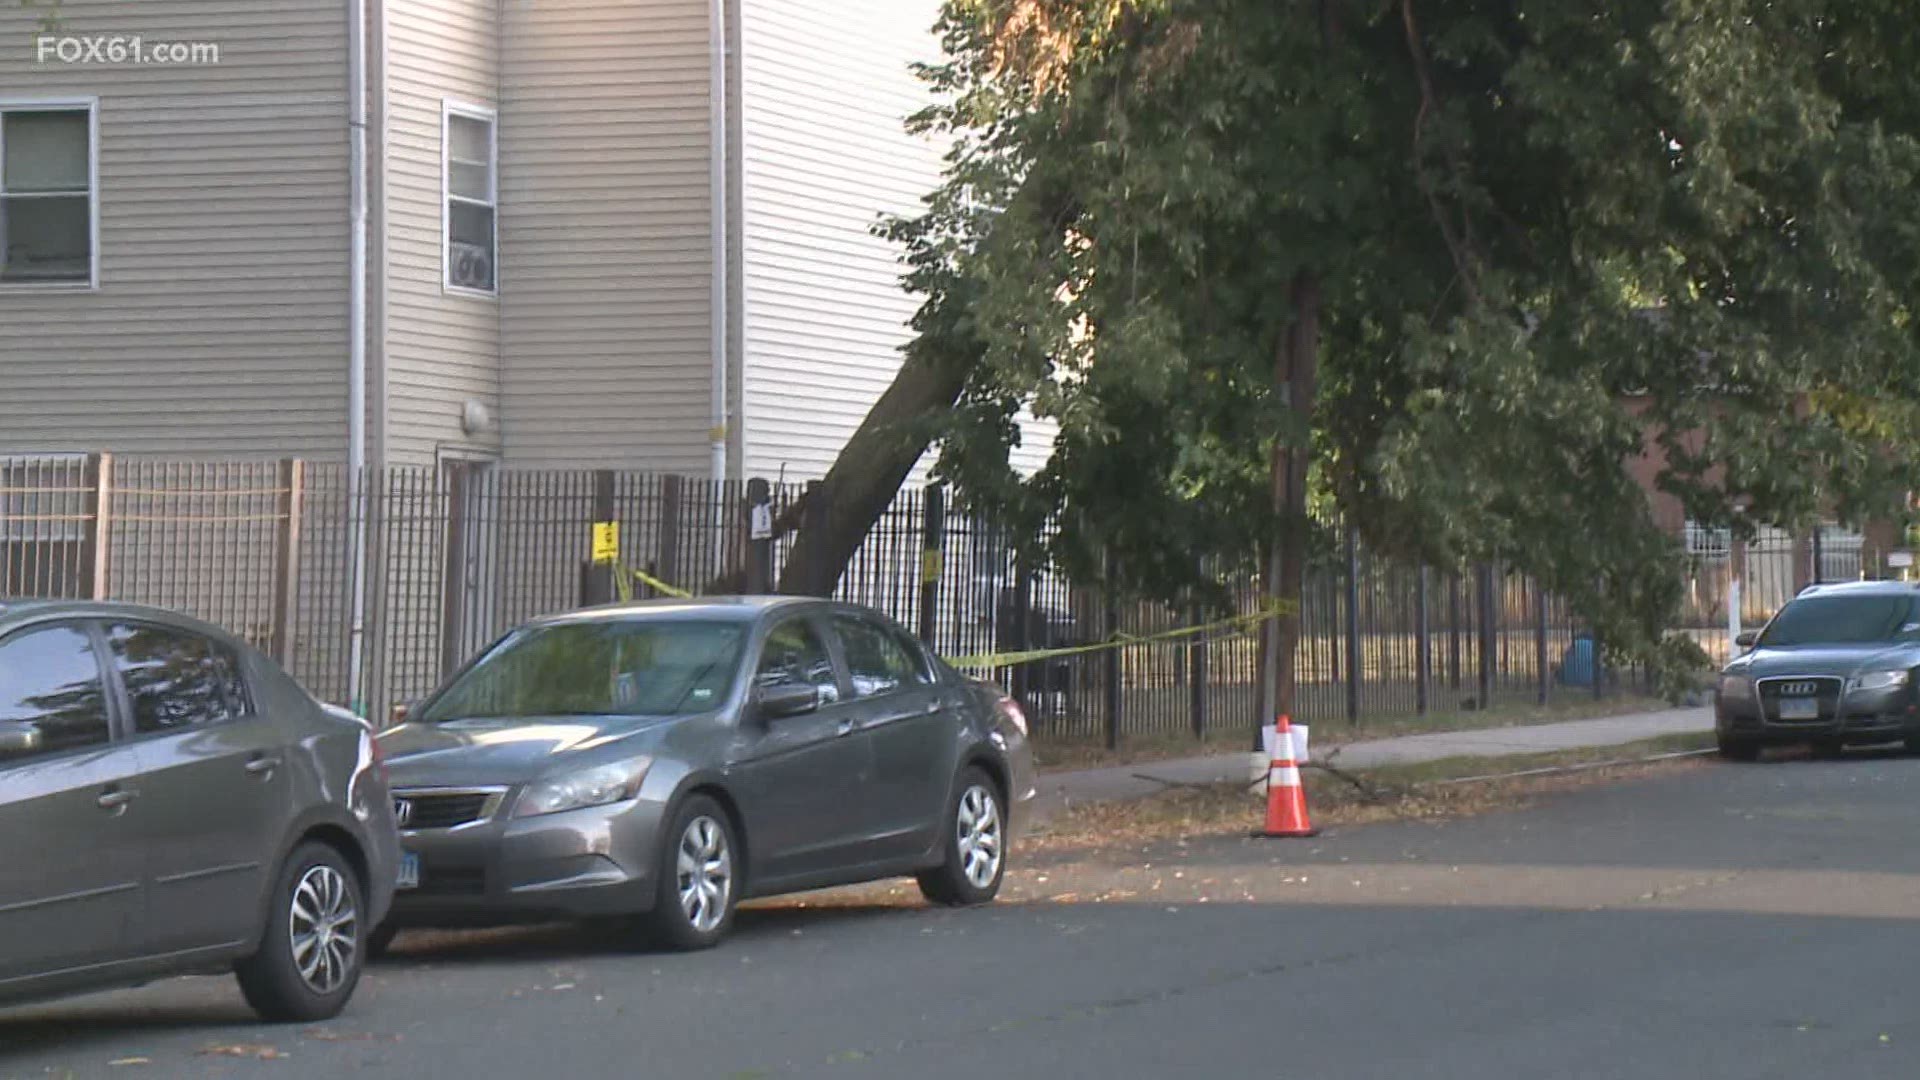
[374,597,1036,950]
[1716,580,1920,759]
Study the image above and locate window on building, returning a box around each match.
[443,103,496,295]
[0,103,95,286]
[1683,520,1731,560]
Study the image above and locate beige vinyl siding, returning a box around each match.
[497,0,715,471]
[382,0,502,465]
[736,0,1055,482]
[0,0,348,456]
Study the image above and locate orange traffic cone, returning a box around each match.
[1258,715,1319,838]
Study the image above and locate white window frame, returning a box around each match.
[0,97,100,292]
[441,99,498,299]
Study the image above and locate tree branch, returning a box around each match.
[1402,0,1482,307]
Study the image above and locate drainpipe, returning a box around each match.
[707,0,729,489]
[347,0,371,715]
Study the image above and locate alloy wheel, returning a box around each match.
[289,865,358,995]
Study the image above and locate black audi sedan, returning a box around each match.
[1716,580,1920,760]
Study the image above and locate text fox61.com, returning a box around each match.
[36,35,222,66]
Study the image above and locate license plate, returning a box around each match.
[1778,697,1820,720]
[396,852,421,891]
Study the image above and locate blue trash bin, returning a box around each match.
[1560,635,1598,687]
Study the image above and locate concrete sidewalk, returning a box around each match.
[1030,706,1713,821]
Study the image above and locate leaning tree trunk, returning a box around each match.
[770,347,974,596]
[1257,271,1322,735]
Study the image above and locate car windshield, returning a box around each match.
[418,619,746,722]
[1757,595,1920,647]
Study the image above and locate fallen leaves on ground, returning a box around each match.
[198,1044,288,1060]
[1023,749,1710,856]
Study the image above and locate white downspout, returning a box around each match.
[707,0,729,488]
[347,0,371,715]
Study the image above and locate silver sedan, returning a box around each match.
[375,597,1036,950]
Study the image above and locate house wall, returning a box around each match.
[0,0,350,456]
[735,0,1057,483]
[383,0,503,465]
[497,0,718,472]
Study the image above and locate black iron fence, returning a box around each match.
[0,454,1878,744]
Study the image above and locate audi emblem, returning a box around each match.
[1776,681,1821,697]
[393,798,414,827]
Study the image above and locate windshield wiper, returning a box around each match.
[667,660,725,714]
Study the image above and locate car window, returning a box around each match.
[755,619,840,705]
[420,620,748,721]
[1758,595,1920,647]
[832,614,930,699]
[0,623,111,761]
[106,622,252,734]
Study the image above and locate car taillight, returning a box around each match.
[997,696,1028,737]
[368,732,390,784]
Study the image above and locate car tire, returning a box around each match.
[235,841,366,1023]
[917,766,1007,907]
[646,795,740,951]
[1716,735,1761,762]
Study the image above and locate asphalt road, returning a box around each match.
[6,752,1920,1079]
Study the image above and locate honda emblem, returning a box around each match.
[394,798,414,828]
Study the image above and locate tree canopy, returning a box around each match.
[828,0,1920,685]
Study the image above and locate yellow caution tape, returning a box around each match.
[614,563,696,602]
[943,600,1296,669]
[607,560,1293,669]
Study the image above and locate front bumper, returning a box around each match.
[1717,684,1920,743]
[388,796,668,927]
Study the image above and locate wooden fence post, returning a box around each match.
[272,458,306,667]
[659,475,685,591]
[1103,550,1122,752]
[437,461,468,679]
[1344,524,1361,726]
[1534,579,1550,706]
[1415,564,1431,716]
[81,453,112,601]
[918,484,945,647]
[582,470,617,606]
[744,478,774,593]
[1189,593,1208,739]
[1477,564,1497,708]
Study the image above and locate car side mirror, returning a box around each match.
[1735,631,1759,649]
[0,721,45,758]
[756,683,820,721]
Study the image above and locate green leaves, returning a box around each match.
[888,0,1920,674]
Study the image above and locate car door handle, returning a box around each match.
[97,788,137,812]
[836,719,857,737]
[924,699,944,715]
[245,756,282,776]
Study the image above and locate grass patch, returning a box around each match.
[1025,731,1715,855]
[1032,694,1676,772]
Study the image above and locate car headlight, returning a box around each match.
[1850,670,1911,693]
[514,757,653,818]
[1717,675,1754,702]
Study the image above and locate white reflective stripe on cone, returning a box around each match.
[1268,764,1302,787]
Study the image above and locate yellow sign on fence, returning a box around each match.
[591,521,620,564]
